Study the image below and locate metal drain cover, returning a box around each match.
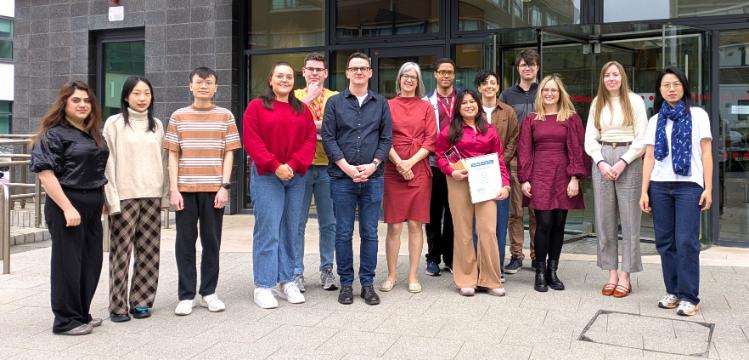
[578,310,715,357]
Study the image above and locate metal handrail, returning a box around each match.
[1,184,8,274]
[0,134,44,274]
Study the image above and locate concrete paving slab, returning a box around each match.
[382,335,463,359]
[3,215,749,359]
[318,330,398,357]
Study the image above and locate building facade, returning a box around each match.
[1,1,14,134]
[12,0,749,246]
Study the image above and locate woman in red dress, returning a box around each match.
[381,62,437,293]
[518,74,588,293]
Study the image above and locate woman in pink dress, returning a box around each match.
[381,62,437,293]
[518,74,588,293]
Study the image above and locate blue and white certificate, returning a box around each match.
[465,153,502,204]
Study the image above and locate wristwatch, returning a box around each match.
[221,183,231,190]
[372,159,381,168]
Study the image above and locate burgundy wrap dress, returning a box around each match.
[517,113,589,210]
[383,96,437,223]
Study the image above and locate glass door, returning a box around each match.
[718,29,749,245]
[484,23,710,239]
[370,47,442,98]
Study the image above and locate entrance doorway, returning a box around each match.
[95,30,146,120]
[484,23,710,240]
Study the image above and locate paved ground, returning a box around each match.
[1,214,749,359]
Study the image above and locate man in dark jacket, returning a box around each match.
[499,49,540,274]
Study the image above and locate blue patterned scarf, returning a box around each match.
[654,101,692,176]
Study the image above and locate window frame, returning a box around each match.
[0,16,13,62]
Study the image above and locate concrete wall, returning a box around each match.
[12,0,241,134]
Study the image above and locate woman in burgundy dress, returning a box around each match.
[518,74,588,293]
[381,62,437,293]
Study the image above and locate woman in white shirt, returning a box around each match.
[585,61,648,298]
[639,66,713,317]
[103,76,168,322]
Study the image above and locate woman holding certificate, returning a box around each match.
[436,89,511,297]
[518,74,587,293]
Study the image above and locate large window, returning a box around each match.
[458,0,580,32]
[0,18,12,60]
[718,29,749,244]
[250,1,324,49]
[0,101,10,133]
[604,0,749,22]
[336,0,439,39]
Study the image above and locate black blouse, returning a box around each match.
[30,122,109,190]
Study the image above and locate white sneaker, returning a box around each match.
[276,282,306,304]
[174,299,194,316]
[254,288,279,309]
[200,294,226,312]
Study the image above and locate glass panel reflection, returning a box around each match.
[458,0,580,32]
[250,1,324,49]
[604,0,749,22]
[336,0,439,39]
[718,29,749,243]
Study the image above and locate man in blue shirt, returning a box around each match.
[322,52,392,306]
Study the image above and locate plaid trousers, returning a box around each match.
[108,198,162,314]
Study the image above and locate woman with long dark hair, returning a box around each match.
[435,89,510,297]
[585,61,648,298]
[31,81,109,335]
[243,61,316,309]
[517,74,588,293]
[640,66,712,317]
[103,76,168,322]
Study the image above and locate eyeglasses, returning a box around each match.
[436,70,455,77]
[304,67,326,73]
[542,88,559,93]
[347,66,371,73]
[401,74,418,81]
[660,82,683,90]
[518,63,537,69]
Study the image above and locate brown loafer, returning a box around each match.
[613,284,632,298]
[601,283,617,296]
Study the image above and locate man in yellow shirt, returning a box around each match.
[293,53,339,292]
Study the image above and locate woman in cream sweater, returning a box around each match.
[103,76,168,322]
[584,61,648,298]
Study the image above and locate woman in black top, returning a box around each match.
[30,81,109,336]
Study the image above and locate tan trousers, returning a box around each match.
[447,177,502,289]
[508,168,536,260]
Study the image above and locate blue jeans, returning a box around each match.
[331,176,384,287]
[472,195,509,270]
[295,165,336,274]
[649,181,703,305]
[250,165,305,288]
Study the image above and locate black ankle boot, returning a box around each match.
[546,260,565,290]
[534,261,548,292]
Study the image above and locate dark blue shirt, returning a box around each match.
[322,89,393,179]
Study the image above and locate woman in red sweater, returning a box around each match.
[435,89,511,297]
[243,62,317,309]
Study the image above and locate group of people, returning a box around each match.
[29,47,713,336]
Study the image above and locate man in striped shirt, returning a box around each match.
[164,67,241,316]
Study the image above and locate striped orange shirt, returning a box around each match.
[163,105,241,192]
